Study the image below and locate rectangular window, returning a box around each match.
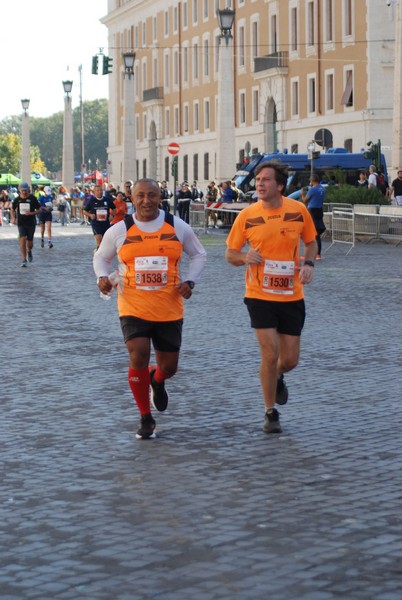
[183,155,188,182]
[143,114,147,139]
[325,0,333,42]
[142,22,146,47]
[204,152,209,181]
[341,70,354,107]
[184,105,189,133]
[307,1,314,46]
[193,0,198,25]
[173,49,179,86]
[193,154,199,181]
[203,39,209,77]
[143,159,147,178]
[174,106,180,135]
[183,1,188,27]
[203,0,208,20]
[153,58,158,88]
[271,15,278,53]
[239,92,246,124]
[251,21,258,60]
[239,26,245,67]
[214,34,220,73]
[308,77,316,113]
[193,43,199,79]
[174,6,178,32]
[344,0,352,37]
[164,53,170,88]
[194,101,199,131]
[136,115,140,141]
[183,46,189,84]
[291,7,298,52]
[204,99,210,129]
[164,10,169,36]
[291,80,299,116]
[142,61,147,91]
[252,89,259,122]
[153,17,157,42]
[326,72,334,111]
[165,108,170,136]
[134,25,139,48]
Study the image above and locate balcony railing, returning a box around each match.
[142,87,164,102]
[254,51,288,73]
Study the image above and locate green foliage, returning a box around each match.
[325,184,390,205]
[0,98,108,177]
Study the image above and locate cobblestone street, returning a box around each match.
[1,223,402,599]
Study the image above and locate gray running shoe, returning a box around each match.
[263,408,282,434]
[27,250,33,263]
[136,413,156,439]
[276,375,289,405]
[21,259,28,268]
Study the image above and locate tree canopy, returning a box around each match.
[0,99,108,177]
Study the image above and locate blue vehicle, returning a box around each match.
[233,148,388,197]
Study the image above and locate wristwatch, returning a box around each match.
[185,280,195,289]
[304,260,315,268]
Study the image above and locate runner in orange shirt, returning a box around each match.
[226,160,318,434]
[94,178,207,440]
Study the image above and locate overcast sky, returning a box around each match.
[2,0,109,120]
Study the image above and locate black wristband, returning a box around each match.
[185,280,195,289]
[304,260,315,268]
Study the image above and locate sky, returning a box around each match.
[1,0,109,121]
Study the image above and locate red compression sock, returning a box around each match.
[128,368,151,415]
[153,366,172,384]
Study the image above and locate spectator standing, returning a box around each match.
[56,186,70,226]
[160,180,173,213]
[38,186,54,249]
[390,170,402,206]
[301,174,326,259]
[206,181,219,228]
[356,171,368,187]
[190,181,204,202]
[177,182,192,223]
[10,183,41,267]
[368,165,378,190]
[93,178,207,439]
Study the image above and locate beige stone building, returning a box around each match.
[102,0,396,188]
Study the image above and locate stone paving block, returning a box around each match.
[1,227,402,598]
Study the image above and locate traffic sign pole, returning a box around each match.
[167,142,180,214]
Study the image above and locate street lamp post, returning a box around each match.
[122,51,137,185]
[216,8,236,183]
[21,98,31,185]
[62,79,75,192]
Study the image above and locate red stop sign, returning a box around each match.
[168,142,180,155]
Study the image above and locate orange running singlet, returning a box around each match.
[117,213,184,321]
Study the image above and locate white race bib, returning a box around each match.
[96,208,108,221]
[135,256,168,290]
[19,203,30,215]
[262,260,295,295]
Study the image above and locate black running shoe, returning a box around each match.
[276,375,289,405]
[27,250,33,263]
[263,408,282,434]
[135,413,156,439]
[149,369,169,412]
[48,242,53,249]
[41,239,44,248]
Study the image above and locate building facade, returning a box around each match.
[102,0,397,188]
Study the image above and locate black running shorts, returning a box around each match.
[120,316,183,352]
[17,223,36,241]
[244,298,306,336]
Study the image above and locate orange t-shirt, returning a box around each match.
[117,215,184,321]
[226,197,317,302]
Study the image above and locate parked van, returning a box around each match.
[233,148,388,198]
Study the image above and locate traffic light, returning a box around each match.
[171,156,178,179]
[91,55,99,75]
[102,55,113,75]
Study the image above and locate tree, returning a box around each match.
[73,99,108,173]
[0,133,21,173]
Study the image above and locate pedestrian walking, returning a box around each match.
[93,178,207,439]
[225,160,317,434]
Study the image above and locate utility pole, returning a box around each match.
[79,65,85,185]
[391,0,402,179]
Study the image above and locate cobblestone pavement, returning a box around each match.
[1,223,402,600]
